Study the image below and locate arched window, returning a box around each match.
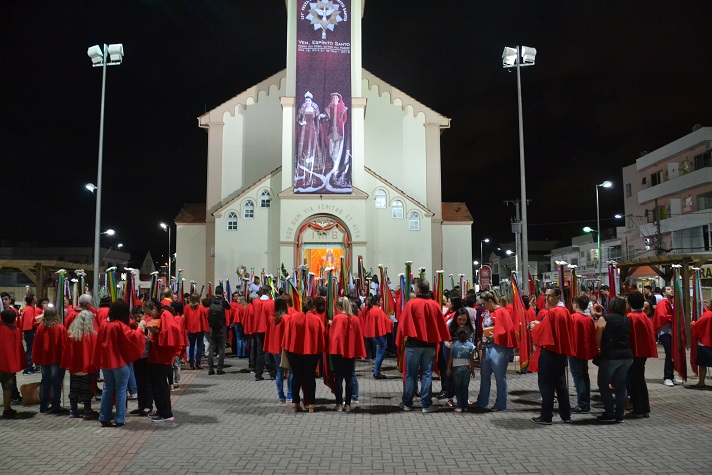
[374,189,387,208]
[260,190,272,208]
[227,212,238,231]
[392,200,404,219]
[409,212,420,231]
[244,200,255,219]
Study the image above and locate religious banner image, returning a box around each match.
[294,0,352,194]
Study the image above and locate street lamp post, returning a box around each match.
[595,180,613,284]
[160,223,171,282]
[503,45,536,290]
[480,238,490,283]
[88,43,124,303]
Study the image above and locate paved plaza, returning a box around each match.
[2,350,711,475]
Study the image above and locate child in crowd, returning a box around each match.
[0,309,28,419]
[447,327,476,413]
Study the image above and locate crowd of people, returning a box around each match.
[0,276,711,426]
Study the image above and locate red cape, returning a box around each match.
[282,311,325,355]
[149,309,184,365]
[184,305,208,333]
[627,311,658,358]
[531,306,574,356]
[96,307,110,328]
[492,306,518,348]
[570,312,599,360]
[19,306,36,331]
[692,310,712,347]
[0,324,28,373]
[362,306,394,338]
[230,302,244,325]
[64,307,98,333]
[396,296,451,345]
[61,333,98,373]
[32,324,67,365]
[328,313,366,359]
[251,298,274,334]
[653,298,673,330]
[536,295,547,315]
[94,320,145,369]
[264,314,291,354]
[243,304,255,334]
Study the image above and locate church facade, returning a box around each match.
[176,1,472,287]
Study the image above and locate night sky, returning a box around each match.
[2,1,712,268]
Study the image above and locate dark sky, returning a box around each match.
[2,1,712,267]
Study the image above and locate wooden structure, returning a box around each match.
[0,260,100,300]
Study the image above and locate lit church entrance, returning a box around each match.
[296,215,352,275]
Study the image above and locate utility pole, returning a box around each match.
[504,199,522,279]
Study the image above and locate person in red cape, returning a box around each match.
[184,293,207,370]
[95,296,112,328]
[535,292,547,317]
[264,296,293,403]
[626,291,658,417]
[396,279,451,413]
[243,294,256,371]
[251,285,276,380]
[329,297,366,412]
[0,308,28,419]
[19,293,38,374]
[473,291,517,412]
[691,299,712,388]
[172,307,187,389]
[95,300,146,427]
[32,307,68,414]
[64,294,98,332]
[528,287,575,425]
[61,309,99,419]
[362,294,394,380]
[653,286,679,386]
[567,294,598,414]
[229,291,243,358]
[282,297,325,413]
[144,299,182,423]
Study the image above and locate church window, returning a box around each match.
[260,190,272,208]
[409,212,420,231]
[374,189,387,208]
[392,200,404,219]
[227,212,238,231]
[244,200,255,219]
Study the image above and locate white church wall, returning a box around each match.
[176,223,206,288]
[442,224,473,279]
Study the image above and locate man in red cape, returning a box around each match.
[252,285,276,381]
[626,291,658,417]
[691,300,712,388]
[0,308,28,418]
[396,279,450,413]
[653,286,679,386]
[568,295,598,414]
[529,287,574,425]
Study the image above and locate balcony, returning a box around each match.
[638,166,712,205]
[640,209,712,236]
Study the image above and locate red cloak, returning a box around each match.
[251,298,274,334]
[32,324,67,365]
[264,314,291,354]
[692,310,712,347]
[282,311,325,355]
[0,324,28,373]
[536,295,547,314]
[653,298,673,331]
[569,312,599,360]
[149,309,184,365]
[61,333,98,374]
[328,313,366,359]
[184,305,207,333]
[243,304,255,335]
[95,307,110,328]
[230,302,244,325]
[627,311,658,358]
[94,320,145,369]
[531,306,574,356]
[19,305,36,332]
[491,306,518,348]
[396,296,451,345]
[362,306,394,338]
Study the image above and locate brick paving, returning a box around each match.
[2,348,711,475]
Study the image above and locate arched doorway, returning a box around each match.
[296,215,352,276]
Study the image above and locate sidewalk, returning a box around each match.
[2,348,711,474]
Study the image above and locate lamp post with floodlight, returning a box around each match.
[160,223,171,283]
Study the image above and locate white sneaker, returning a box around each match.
[673,378,684,385]
[398,402,412,411]
[421,405,436,413]
[663,379,674,387]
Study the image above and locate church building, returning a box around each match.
[175,1,473,287]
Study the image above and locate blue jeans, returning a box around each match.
[452,366,471,409]
[402,346,436,408]
[658,333,674,380]
[127,362,137,396]
[39,364,65,412]
[271,353,293,401]
[597,358,633,419]
[188,331,205,367]
[99,365,130,424]
[476,344,512,411]
[234,324,247,357]
[568,356,590,410]
[373,336,387,376]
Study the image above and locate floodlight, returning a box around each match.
[502,47,518,67]
[87,45,103,65]
[521,46,537,64]
[107,43,124,63]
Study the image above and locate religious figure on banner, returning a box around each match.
[320,92,348,180]
[296,91,322,186]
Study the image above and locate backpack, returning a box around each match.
[208,297,226,330]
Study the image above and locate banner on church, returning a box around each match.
[294,0,352,194]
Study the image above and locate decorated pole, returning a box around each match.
[691,267,703,376]
[671,264,688,381]
[106,266,118,302]
[404,261,412,302]
[55,269,67,324]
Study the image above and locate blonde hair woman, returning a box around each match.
[62,310,98,419]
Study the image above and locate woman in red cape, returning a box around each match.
[184,293,207,370]
[32,307,68,414]
[282,297,325,413]
[691,300,712,388]
[329,297,366,411]
[0,308,28,418]
[95,300,146,427]
[61,309,99,419]
[362,294,394,380]
[626,291,658,417]
[264,296,293,403]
